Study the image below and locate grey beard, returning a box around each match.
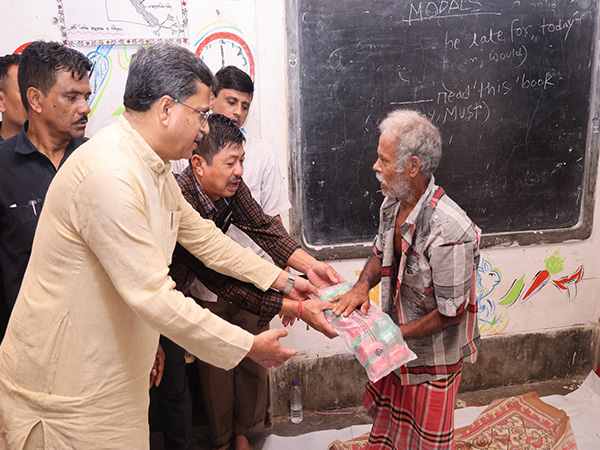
[376,172,414,203]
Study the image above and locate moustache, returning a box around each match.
[75,116,88,125]
[375,172,388,187]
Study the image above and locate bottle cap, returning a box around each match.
[292,380,299,386]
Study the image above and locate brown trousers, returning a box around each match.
[196,297,268,447]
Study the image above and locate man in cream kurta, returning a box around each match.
[0,43,303,449]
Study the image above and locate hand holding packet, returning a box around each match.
[314,282,417,383]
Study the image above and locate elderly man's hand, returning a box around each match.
[299,299,337,338]
[248,328,298,368]
[330,284,371,317]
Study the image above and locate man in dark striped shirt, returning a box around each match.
[332,109,481,450]
[155,114,341,450]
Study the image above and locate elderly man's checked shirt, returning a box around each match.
[374,176,481,385]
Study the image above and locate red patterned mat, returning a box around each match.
[328,432,369,450]
[454,392,577,450]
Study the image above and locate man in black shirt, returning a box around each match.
[0,41,91,339]
[0,53,27,142]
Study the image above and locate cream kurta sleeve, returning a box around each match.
[69,167,271,368]
[175,183,282,291]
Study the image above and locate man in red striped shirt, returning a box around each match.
[333,109,481,450]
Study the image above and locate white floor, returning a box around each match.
[262,371,600,450]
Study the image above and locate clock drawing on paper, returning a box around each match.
[195,31,255,80]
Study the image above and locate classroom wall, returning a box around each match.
[1,0,598,372]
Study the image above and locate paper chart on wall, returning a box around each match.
[57,0,188,46]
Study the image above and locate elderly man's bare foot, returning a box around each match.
[234,435,252,450]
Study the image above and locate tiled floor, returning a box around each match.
[149,374,587,450]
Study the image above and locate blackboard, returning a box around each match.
[286,0,600,258]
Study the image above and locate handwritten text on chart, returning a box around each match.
[69,24,124,33]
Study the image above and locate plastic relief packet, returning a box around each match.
[314,282,417,383]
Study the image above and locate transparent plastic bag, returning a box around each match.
[315,282,417,383]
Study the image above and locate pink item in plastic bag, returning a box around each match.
[356,337,384,365]
[314,282,417,383]
[387,342,412,367]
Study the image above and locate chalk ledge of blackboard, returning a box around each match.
[480,224,592,249]
[298,224,593,261]
[300,241,374,261]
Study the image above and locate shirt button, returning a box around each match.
[158,163,163,169]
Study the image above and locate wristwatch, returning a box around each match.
[282,273,296,296]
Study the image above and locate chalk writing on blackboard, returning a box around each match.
[290,0,598,255]
[57,0,188,46]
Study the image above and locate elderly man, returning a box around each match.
[0,53,27,141]
[333,109,480,450]
[0,42,91,341]
[0,42,314,450]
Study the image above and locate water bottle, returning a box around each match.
[290,379,303,423]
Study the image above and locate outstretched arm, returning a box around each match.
[331,255,382,317]
[247,328,298,368]
[279,298,337,338]
[286,249,346,290]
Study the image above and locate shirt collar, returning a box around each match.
[14,121,39,155]
[13,121,82,160]
[117,115,170,176]
[180,165,230,216]
[404,175,437,226]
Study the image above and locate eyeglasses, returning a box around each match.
[173,98,212,128]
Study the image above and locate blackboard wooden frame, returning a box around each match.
[286,0,600,260]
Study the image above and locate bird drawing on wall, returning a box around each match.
[475,257,504,333]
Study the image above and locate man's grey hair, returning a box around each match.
[379,109,442,175]
[123,42,215,112]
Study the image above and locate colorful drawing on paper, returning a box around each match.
[195,24,255,80]
[116,45,136,71]
[475,257,508,334]
[86,45,113,116]
[57,0,188,46]
[84,45,138,118]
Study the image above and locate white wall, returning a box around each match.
[1,0,599,359]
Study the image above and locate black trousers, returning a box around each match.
[154,335,193,450]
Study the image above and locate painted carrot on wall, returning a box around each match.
[520,269,551,303]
